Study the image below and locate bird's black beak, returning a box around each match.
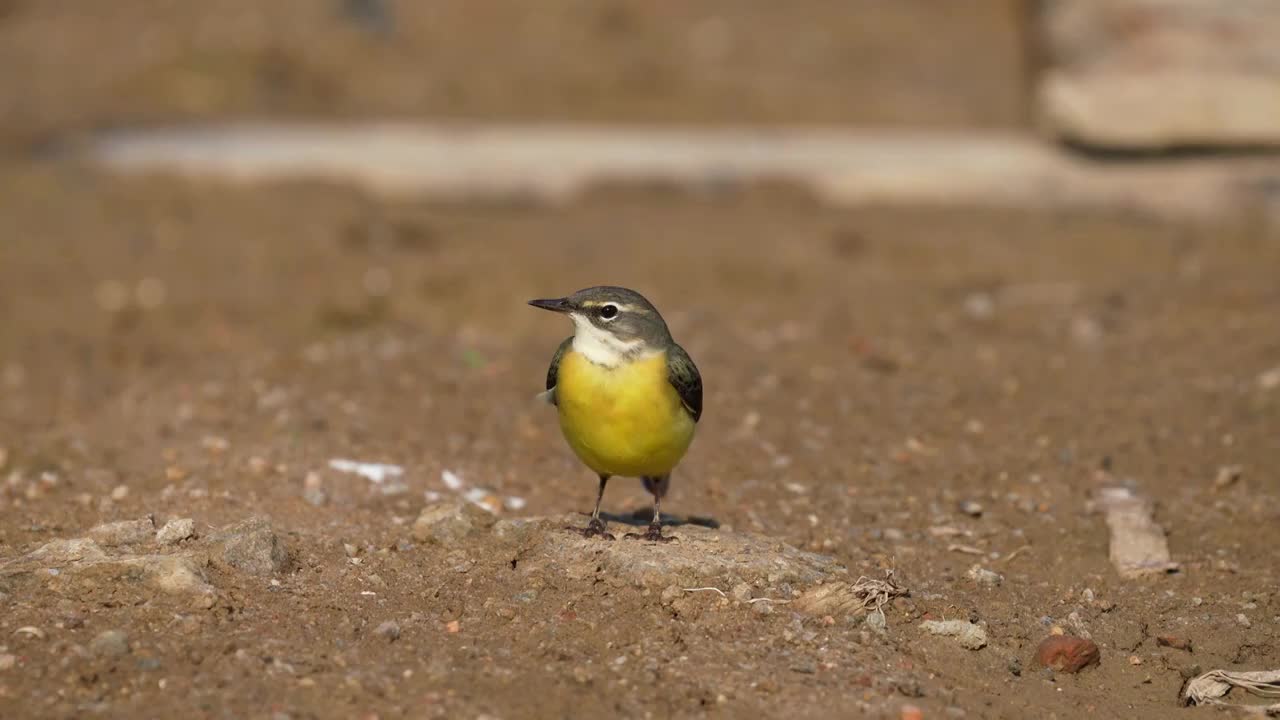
[528,297,574,313]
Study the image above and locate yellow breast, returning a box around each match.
[555,350,696,478]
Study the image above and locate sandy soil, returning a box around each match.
[0,0,1027,144]
[2,2,1280,719]
[1,171,1278,718]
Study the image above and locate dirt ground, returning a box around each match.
[0,0,1027,145]
[2,2,1280,720]
[2,174,1279,719]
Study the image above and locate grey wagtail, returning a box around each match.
[529,286,702,542]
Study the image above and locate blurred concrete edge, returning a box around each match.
[90,122,1280,222]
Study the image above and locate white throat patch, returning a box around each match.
[571,314,645,368]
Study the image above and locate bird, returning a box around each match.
[528,286,702,542]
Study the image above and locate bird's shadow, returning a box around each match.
[593,509,720,529]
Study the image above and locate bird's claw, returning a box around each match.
[624,522,676,543]
[567,517,615,541]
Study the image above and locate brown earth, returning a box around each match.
[0,0,1028,145]
[1,172,1278,719]
[2,2,1280,719]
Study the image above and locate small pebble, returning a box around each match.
[959,500,984,517]
[0,654,16,670]
[731,583,753,603]
[156,518,195,545]
[919,619,987,650]
[1007,657,1022,676]
[90,629,130,658]
[1236,614,1251,628]
[1034,635,1099,673]
[110,485,129,501]
[136,657,163,671]
[1157,635,1192,652]
[865,611,887,634]
[1128,655,1143,666]
[375,621,401,641]
[966,565,1003,587]
[900,704,924,720]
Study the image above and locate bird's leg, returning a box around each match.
[626,475,676,543]
[569,475,614,540]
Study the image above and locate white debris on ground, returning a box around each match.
[328,458,404,484]
[919,619,988,651]
[1182,668,1280,712]
[440,470,526,515]
[1093,486,1180,579]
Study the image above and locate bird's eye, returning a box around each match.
[599,304,619,320]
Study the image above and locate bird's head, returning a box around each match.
[528,286,672,366]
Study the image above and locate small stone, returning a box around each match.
[0,654,15,670]
[1259,366,1280,391]
[89,517,155,546]
[900,704,924,720]
[201,436,229,453]
[445,620,460,634]
[1128,655,1143,665]
[136,657,163,671]
[90,630,130,658]
[1192,597,1204,607]
[303,472,327,507]
[110,485,130,501]
[155,518,195,545]
[1034,635,1100,673]
[919,619,987,650]
[374,621,401,641]
[1156,635,1192,652]
[753,601,774,615]
[959,500,984,517]
[207,516,290,576]
[1212,465,1243,491]
[660,586,682,606]
[141,554,213,596]
[1007,657,1023,676]
[411,501,497,545]
[966,565,1003,587]
[1236,613,1251,628]
[731,582,753,603]
[865,611,888,634]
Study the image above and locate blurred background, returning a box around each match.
[1,2,1279,718]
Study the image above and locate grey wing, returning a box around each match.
[666,343,702,423]
[539,336,574,405]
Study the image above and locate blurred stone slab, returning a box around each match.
[1038,0,1280,149]
[91,122,1280,219]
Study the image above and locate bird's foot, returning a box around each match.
[624,522,676,543]
[566,517,614,541]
